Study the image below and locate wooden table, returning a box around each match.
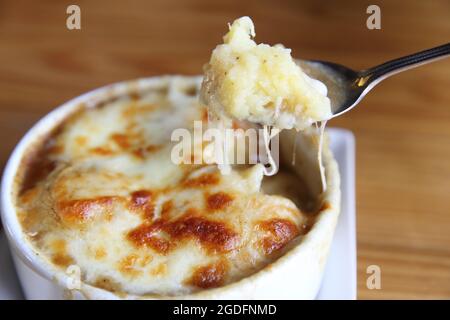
[0,0,449,299]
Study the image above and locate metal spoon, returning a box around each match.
[298,43,450,117]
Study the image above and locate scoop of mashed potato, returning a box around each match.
[201,16,332,130]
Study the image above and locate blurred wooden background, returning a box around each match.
[0,0,449,299]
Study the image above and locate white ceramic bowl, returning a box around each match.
[0,76,340,299]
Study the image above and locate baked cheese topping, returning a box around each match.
[16,77,314,296]
[201,16,332,130]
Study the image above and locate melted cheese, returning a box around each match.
[200,16,332,130]
[317,121,327,192]
[201,17,330,191]
[261,125,280,176]
[16,77,311,296]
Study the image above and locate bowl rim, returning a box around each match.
[0,75,341,299]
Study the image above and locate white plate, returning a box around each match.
[0,231,23,299]
[0,127,356,300]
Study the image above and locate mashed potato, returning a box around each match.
[201,16,332,130]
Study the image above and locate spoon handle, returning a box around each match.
[359,43,450,85]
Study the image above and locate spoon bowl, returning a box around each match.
[298,43,450,118]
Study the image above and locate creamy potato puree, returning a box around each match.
[15,77,316,296]
[201,16,332,130]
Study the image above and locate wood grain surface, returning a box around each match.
[0,0,449,299]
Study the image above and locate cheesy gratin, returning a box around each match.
[15,77,321,296]
[201,16,332,130]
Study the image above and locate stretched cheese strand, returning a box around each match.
[317,120,327,192]
[217,118,231,175]
[262,125,280,176]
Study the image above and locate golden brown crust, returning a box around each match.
[258,218,300,256]
[129,190,155,220]
[187,260,229,289]
[183,173,220,188]
[127,211,239,255]
[56,196,117,225]
[205,192,234,211]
